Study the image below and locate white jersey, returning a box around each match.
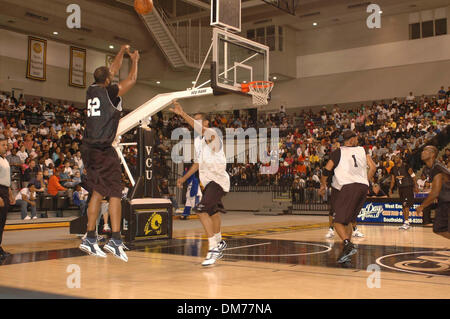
[331,146,369,191]
[195,129,230,193]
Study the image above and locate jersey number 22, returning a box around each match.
[87,98,101,117]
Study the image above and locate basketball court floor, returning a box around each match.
[0,212,448,299]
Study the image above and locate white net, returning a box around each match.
[248,81,274,105]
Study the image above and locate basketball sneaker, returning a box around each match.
[352,228,365,238]
[217,240,227,253]
[79,237,107,258]
[325,228,335,238]
[337,242,357,263]
[103,224,111,233]
[103,239,129,262]
[201,248,222,267]
[399,222,411,230]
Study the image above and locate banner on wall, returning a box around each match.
[26,36,47,81]
[69,46,86,88]
[105,54,120,85]
[357,201,423,224]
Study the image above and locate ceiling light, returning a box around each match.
[53,31,58,35]
[379,10,383,14]
[109,45,114,49]
[156,81,161,84]
[313,22,318,26]
[192,81,196,84]
[273,76,277,80]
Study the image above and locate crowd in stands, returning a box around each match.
[0,85,448,219]
[225,90,450,202]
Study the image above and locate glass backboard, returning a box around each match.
[211,28,270,96]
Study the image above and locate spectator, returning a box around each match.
[30,171,46,193]
[17,145,28,163]
[6,148,22,174]
[23,159,39,182]
[305,175,316,204]
[15,183,37,220]
[438,86,447,102]
[416,173,427,192]
[48,166,67,196]
[72,184,88,216]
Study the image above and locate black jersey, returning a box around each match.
[83,84,122,148]
[429,162,450,203]
[391,164,414,188]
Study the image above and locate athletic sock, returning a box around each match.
[404,219,410,224]
[112,232,122,241]
[214,232,222,243]
[87,230,96,240]
[208,237,217,250]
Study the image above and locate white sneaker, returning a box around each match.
[32,216,38,220]
[79,237,107,258]
[24,216,31,220]
[352,229,365,238]
[217,240,227,252]
[325,228,335,239]
[202,248,222,267]
[399,222,411,230]
[103,224,111,232]
[104,239,129,262]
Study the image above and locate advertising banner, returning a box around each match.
[357,201,423,224]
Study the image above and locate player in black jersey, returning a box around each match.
[79,45,140,262]
[389,156,418,230]
[416,146,450,239]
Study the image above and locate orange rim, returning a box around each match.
[241,81,273,93]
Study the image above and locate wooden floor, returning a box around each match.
[0,212,448,299]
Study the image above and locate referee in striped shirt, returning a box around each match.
[0,138,16,258]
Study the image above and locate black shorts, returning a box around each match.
[80,144,122,199]
[398,187,415,209]
[433,202,449,234]
[331,183,368,225]
[195,181,227,216]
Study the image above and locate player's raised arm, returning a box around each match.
[118,49,139,97]
[110,45,130,78]
[169,100,206,135]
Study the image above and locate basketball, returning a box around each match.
[134,0,153,15]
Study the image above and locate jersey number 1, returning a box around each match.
[352,155,358,167]
[87,98,101,117]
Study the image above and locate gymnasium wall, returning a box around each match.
[0,29,166,109]
[296,6,450,55]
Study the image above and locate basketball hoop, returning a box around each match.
[241,81,274,105]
